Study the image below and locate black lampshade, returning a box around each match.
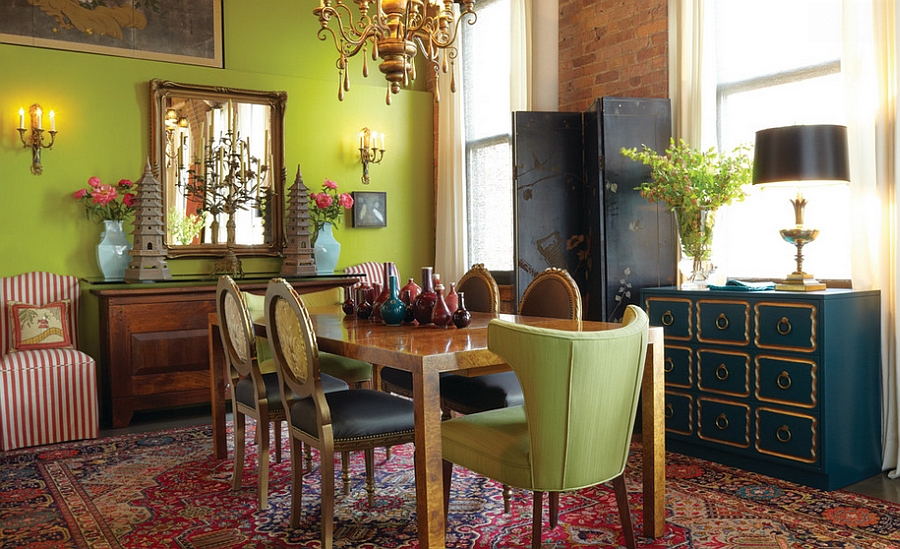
[752,124,850,184]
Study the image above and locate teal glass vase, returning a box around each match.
[314,222,341,275]
[97,220,132,281]
[381,275,406,327]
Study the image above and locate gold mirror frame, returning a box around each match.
[150,79,286,258]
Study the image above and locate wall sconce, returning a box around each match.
[164,109,188,168]
[17,104,57,175]
[358,127,385,185]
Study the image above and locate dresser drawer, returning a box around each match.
[755,301,817,352]
[646,296,692,340]
[697,299,750,346]
[698,398,750,448]
[665,391,693,436]
[697,349,750,396]
[756,407,818,464]
[755,356,817,408]
[664,345,693,388]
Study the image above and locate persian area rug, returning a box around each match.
[2,423,900,549]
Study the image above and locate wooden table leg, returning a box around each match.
[209,317,227,460]
[411,366,446,549]
[641,333,666,538]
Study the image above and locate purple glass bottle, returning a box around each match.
[431,283,453,328]
[452,291,472,329]
[412,267,437,325]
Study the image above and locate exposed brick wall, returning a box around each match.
[559,0,668,112]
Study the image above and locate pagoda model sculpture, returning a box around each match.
[125,160,172,281]
[280,165,317,276]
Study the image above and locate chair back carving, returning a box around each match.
[486,304,649,489]
[264,278,330,439]
[216,276,257,378]
[517,267,582,321]
[456,263,500,314]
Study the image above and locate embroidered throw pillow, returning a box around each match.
[7,300,74,352]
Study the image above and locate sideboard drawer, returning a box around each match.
[755,356,817,408]
[698,398,750,448]
[755,301,817,352]
[665,391,693,436]
[756,407,818,464]
[697,349,750,396]
[646,296,692,340]
[665,345,693,388]
[697,299,750,346]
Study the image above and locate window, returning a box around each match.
[712,0,850,281]
[461,0,514,272]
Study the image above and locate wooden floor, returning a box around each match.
[100,405,900,505]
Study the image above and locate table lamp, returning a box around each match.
[752,124,849,291]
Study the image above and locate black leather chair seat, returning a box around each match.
[440,371,524,415]
[291,389,415,440]
[236,372,348,408]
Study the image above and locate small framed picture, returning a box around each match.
[352,191,387,228]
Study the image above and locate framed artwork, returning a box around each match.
[352,191,387,228]
[0,0,223,68]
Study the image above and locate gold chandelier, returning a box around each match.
[314,0,477,105]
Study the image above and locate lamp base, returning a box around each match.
[775,272,826,292]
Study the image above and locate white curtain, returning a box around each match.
[434,0,532,283]
[666,0,715,147]
[670,0,900,471]
[434,52,468,285]
[843,0,900,475]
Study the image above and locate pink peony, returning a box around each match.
[315,193,334,209]
[117,178,134,189]
[91,185,117,206]
[323,179,338,189]
[74,189,88,199]
[339,193,354,208]
[87,176,102,188]
[122,193,137,207]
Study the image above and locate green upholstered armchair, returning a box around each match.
[441,304,650,549]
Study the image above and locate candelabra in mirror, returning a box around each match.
[180,129,270,277]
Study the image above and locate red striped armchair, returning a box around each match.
[0,272,99,450]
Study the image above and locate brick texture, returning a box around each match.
[559,0,668,112]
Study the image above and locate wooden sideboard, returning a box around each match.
[90,276,358,428]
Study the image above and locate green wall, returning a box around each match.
[0,0,436,282]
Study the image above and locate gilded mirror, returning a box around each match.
[150,79,286,258]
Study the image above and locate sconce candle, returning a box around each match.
[358,126,385,185]
[17,103,57,175]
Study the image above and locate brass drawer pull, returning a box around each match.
[716,363,729,380]
[661,310,675,326]
[776,371,792,389]
[664,357,674,373]
[776,425,792,443]
[665,403,674,418]
[777,317,792,335]
[715,413,729,430]
[715,313,729,330]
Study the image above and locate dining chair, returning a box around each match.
[217,276,349,511]
[442,305,649,549]
[243,287,371,487]
[263,278,417,549]
[439,266,582,510]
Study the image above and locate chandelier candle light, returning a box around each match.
[314,0,478,104]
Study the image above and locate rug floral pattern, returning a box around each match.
[1,424,899,548]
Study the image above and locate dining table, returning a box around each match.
[208,308,667,547]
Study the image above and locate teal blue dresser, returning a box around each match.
[642,287,882,490]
